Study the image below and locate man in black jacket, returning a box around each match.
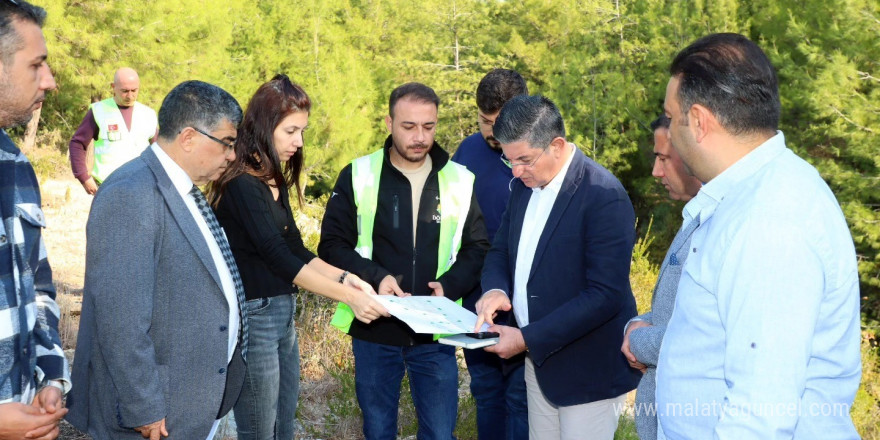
[319,83,489,439]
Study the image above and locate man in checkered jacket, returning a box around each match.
[0,1,69,439]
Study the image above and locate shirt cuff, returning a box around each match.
[482,288,508,297]
[623,317,646,337]
[35,366,72,396]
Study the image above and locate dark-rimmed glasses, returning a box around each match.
[500,146,547,169]
[192,127,235,151]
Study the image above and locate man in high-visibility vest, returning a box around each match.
[319,82,490,439]
[68,67,158,194]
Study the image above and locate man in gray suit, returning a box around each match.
[620,114,701,440]
[67,80,246,440]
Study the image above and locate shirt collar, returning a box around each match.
[685,131,786,223]
[699,131,786,203]
[151,143,195,198]
[532,142,576,194]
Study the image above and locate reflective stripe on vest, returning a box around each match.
[330,149,475,334]
[91,98,157,182]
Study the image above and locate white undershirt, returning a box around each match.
[512,144,576,327]
[151,144,238,436]
[392,155,432,246]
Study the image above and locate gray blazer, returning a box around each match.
[67,147,235,439]
[629,215,699,440]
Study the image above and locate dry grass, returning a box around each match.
[55,288,80,351]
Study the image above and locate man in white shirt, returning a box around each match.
[67,80,247,440]
[476,95,641,439]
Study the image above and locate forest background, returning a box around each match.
[10,0,879,438]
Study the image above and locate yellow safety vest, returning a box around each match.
[90,98,157,183]
[330,149,475,334]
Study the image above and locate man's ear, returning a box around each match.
[385,115,393,132]
[688,104,717,143]
[549,136,567,156]
[179,127,195,152]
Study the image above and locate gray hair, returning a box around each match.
[157,80,242,141]
[493,95,565,149]
[0,0,47,68]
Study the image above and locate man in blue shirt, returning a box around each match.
[656,33,861,439]
[0,1,70,439]
[452,69,529,440]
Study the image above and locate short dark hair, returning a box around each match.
[0,0,46,68]
[389,82,439,118]
[493,95,565,150]
[670,33,780,135]
[650,115,670,131]
[157,80,242,141]
[476,69,529,114]
[211,74,311,207]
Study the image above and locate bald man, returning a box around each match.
[69,67,158,194]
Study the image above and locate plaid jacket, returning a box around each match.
[0,130,69,403]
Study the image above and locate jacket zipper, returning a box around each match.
[393,194,400,229]
[412,245,417,294]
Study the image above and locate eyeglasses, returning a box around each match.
[500,147,547,169]
[192,127,235,151]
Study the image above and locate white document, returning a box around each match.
[373,295,489,334]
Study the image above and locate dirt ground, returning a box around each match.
[40,177,92,438]
[41,177,90,295]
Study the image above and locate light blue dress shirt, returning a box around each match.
[656,132,861,439]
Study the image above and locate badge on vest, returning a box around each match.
[107,124,122,141]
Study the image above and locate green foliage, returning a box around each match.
[631,217,660,315]
[614,414,640,440]
[852,335,880,440]
[24,0,880,435]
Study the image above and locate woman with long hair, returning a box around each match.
[209,74,387,440]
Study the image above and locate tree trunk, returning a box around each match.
[22,107,41,153]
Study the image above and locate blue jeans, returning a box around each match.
[463,349,528,440]
[351,338,458,440]
[234,294,300,440]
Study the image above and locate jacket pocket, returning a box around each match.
[15,203,46,228]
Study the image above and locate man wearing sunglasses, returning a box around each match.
[0,1,69,439]
[68,67,158,195]
[67,81,247,440]
[475,95,640,439]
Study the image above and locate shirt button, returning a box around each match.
[219,368,226,374]
[21,347,28,356]
[692,247,697,253]
[220,325,227,332]
[0,235,6,243]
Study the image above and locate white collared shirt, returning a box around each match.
[150,144,239,361]
[512,144,576,327]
